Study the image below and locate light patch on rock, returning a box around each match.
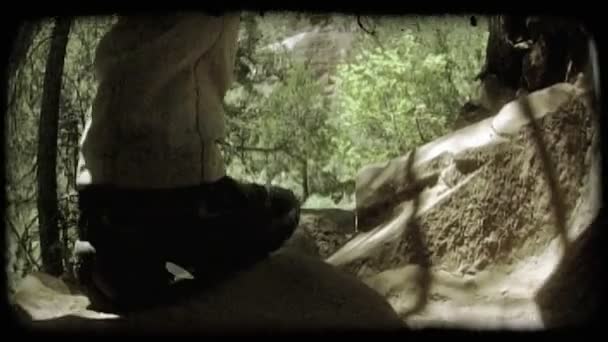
[166,262,195,281]
[12,272,120,321]
[363,265,424,297]
[492,82,578,136]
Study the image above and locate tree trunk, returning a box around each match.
[37,17,72,277]
[481,15,589,92]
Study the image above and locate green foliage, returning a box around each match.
[329,15,488,179]
[224,14,487,203]
[225,57,335,200]
[6,14,487,289]
[6,16,115,289]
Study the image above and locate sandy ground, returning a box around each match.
[382,239,562,330]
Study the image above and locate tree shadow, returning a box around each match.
[534,211,607,328]
[397,147,432,319]
[395,79,581,320]
[534,42,603,328]
[516,96,570,250]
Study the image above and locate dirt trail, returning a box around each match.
[384,238,563,329]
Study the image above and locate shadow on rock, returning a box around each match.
[398,148,432,319]
[534,212,607,329]
[12,251,405,335]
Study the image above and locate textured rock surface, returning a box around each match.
[322,80,599,329]
[353,82,582,236]
[13,251,404,334]
[346,82,590,273]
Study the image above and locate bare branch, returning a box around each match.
[62,74,88,116]
[357,15,376,36]
[8,219,41,270]
[12,161,38,185]
[25,215,39,231]
[357,15,387,53]
[8,68,22,110]
[7,194,36,207]
[218,139,306,165]
[27,35,53,61]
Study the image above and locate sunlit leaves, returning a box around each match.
[331,16,487,180]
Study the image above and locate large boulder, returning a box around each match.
[534,212,607,328]
[323,76,599,329]
[335,79,594,276]
[534,125,604,328]
[12,251,404,334]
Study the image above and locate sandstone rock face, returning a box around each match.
[13,251,404,334]
[336,80,594,277]
[324,78,599,329]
